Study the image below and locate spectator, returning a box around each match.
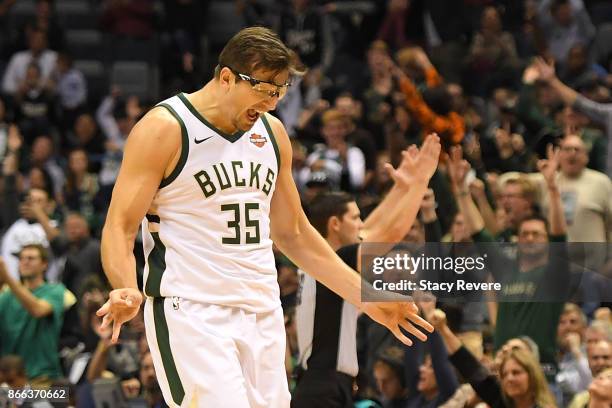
[12,63,56,143]
[404,299,459,408]
[86,308,142,385]
[399,0,468,82]
[499,349,558,408]
[0,355,27,390]
[560,43,607,90]
[0,246,68,385]
[300,109,367,192]
[362,41,394,141]
[276,0,334,73]
[585,320,612,348]
[525,135,611,275]
[496,175,538,242]
[52,213,103,298]
[62,149,101,225]
[535,57,612,178]
[47,52,87,130]
[486,125,537,173]
[465,6,520,96]
[96,94,139,193]
[373,346,410,408]
[64,113,106,168]
[1,28,57,96]
[26,135,65,200]
[588,340,611,377]
[19,0,65,52]
[0,183,58,281]
[569,367,612,408]
[334,92,377,180]
[556,303,592,405]
[537,0,596,63]
[392,55,465,150]
[138,351,167,407]
[450,145,570,380]
[434,309,557,408]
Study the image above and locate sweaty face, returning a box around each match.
[224,67,290,132]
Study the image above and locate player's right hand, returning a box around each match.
[96,288,143,344]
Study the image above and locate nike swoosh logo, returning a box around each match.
[194,136,213,144]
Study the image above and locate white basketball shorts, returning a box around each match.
[144,297,291,407]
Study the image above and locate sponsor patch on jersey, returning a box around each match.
[249,133,267,148]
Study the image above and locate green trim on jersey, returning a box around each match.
[158,103,189,189]
[261,114,281,171]
[178,93,245,143]
[153,298,185,405]
[144,232,166,297]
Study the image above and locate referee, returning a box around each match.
[292,135,440,407]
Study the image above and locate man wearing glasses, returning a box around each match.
[0,245,67,387]
[96,26,432,407]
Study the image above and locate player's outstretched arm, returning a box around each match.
[97,107,181,343]
[267,114,433,346]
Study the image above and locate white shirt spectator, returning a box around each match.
[56,68,87,109]
[1,49,58,95]
[300,143,366,191]
[0,219,55,281]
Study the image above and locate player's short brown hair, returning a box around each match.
[215,26,302,78]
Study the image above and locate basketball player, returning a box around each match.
[96,27,433,407]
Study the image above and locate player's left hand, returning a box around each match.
[361,300,434,346]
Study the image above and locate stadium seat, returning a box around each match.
[74,59,108,103]
[65,29,107,61]
[110,61,151,100]
[205,1,246,51]
[56,0,98,30]
[109,37,159,64]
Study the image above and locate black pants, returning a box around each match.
[291,369,353,408]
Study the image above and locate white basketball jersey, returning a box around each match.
[142,93,281,313]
